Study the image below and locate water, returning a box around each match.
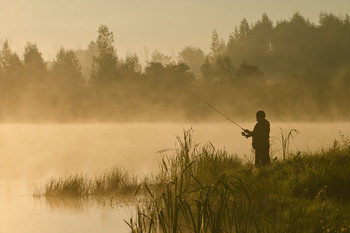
[0,122,349,233]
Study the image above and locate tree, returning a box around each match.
[0,40,22,79]
[215,55,235,83]
[22,42,47,88]
[91,25,118,84]
[144,61,193,87]
[250,14,273,58]
[210,29,226,58]
[166,62,194,86]
[235,61,264,88]
[52,48,84,89]
[20,42,50,115]
[227,15,273,68]
[120,54,142,80]
[178,46,205,78]
[51,48,85,116]
[0,41,22,107]
[75,41,98,80]
[271,12,316,76]
[318,12,350,70]
[200,57,215,83]
[150,50,172,65]
[199,30,231,84]
[227,18,250,61]
[23,42,46,72]
[144,62,165,84]
[236,62,263,78]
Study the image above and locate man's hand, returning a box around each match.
[242,129,252,138]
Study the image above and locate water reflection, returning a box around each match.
[34,196,91,213]
[34,194,137,213]
[1,181,135,233]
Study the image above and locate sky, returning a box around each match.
[1,0,350,63]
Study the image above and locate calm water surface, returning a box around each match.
[0,122,349,233]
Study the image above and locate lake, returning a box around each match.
[1,122,349,233]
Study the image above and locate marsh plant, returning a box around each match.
[127,130,350,232]
[36,130,350,232]
[128,130,257,233]
[276,128,300,160]
[34,166,140,198]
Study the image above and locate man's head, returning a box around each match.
[256,110,266,121]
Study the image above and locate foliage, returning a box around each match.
[52,48,84,88]
[127,130,350,233]
[35,129,350,231]
[1,13,350,121]
[178,46,205,78]
[151,50,172,65]
[276,128,300,160]
[91,25,118,84]
[35,166,139,198]
[23,42,46,72]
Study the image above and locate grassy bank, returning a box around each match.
[36,130,350,232]
[127,130,350,233]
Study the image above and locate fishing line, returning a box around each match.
[184,89,245,131]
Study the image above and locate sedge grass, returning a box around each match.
[35,166,140,198]
[128,129,350,233]
[35,129,350,232]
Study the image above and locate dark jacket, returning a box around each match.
[252,119,270,150]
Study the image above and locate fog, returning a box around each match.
[0,123,348,180]
[1,122,349,233]
[1,13,350,123]
[1,7,350,233]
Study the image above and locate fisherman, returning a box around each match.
[241,110,270,166]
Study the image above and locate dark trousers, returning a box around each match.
[255,147,270,166]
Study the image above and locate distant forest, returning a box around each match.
[0,12,349,122]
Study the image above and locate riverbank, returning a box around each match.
[37,130,350,232]
[129,131,350,232]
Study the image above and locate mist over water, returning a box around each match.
[0,122,349,233]
[0,6,350,232]
[1,122,349,180]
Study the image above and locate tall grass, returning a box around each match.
[36,129,350,232]
[127,130,350,232]
[127,130,263,232]
[35,166,140,198]
[276,128,300,160]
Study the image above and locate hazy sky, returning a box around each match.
[1,0,350,62]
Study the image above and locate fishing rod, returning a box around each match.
[184,89,245,131]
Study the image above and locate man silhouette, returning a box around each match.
[242,110,270,165]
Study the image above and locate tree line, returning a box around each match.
[0,12,349,122]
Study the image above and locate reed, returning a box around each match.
[35,166,140,197]
[35,129,350,232]
[128,130,350,232]
[276,128,300,160]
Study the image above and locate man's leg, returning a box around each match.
[261,147,270,165]
[255,148,270,166]
[255,149,262,165]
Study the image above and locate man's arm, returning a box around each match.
[241,129,253,138]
